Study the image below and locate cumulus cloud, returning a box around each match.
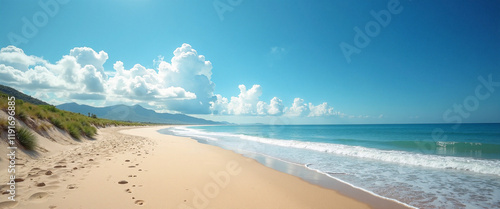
[107,61,196,101]
[286,98,310,117]
[0,46,47,72]
[307,102,337,117]
[0,46,108,99]
[211,85,285,116]
[283,98,338,117]
[154,43,215,113]
[0,44,216,114]
[210,85,336,117]
[210,94,229,115]
[257,97,284,116]
[0,44,340,117]
[69,47,108,77]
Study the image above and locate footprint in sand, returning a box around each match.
[28,192,50,202]
[0,200,19,208]
[134,200,145,206]
[28,168,41,175]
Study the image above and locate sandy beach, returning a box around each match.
[0,126,378,209]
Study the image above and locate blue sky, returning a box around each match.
[0,0,499,124]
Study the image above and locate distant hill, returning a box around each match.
[0,84,50,105]
[56,102,222,125]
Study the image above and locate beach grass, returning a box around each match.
[66,122,82,139]
[16,126,36,150]
[0,92,145,149]
[49,117,64,130]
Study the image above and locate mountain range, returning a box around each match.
[0,84,221,125]
[0,84,50,105]
[56,102,222,125]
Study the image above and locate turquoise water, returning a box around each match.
[160,123,500,209]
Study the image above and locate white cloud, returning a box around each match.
[154,43,215,113]
[69,47,108,77]
[268,97,285,115]
[308,102,336,117]
[286,98,310,117]
[211,85,285,116]
[211,86,336,117]
[107,61,196,101]
[0,46,47,72]
[258,97,284,116]
[210,94,229,115]
[284,98,339,117]
[0,44,341,117]
[0,44,215,114]
[226,84,263,115]
[0,46,108,98]
[0,64,29,85]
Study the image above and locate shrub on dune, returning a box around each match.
[0,118,8,130]
[65,122,85,140]
[67,124,81,139]
[49,117,64,130]
[83,126,97,138]
[17,110,27,122]
[17,126,36,150]
[35,111,47,119]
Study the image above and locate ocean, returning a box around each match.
[159,123,500,209]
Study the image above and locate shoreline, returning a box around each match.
[121,126,374,209]
[241,152,417,209]
[162,126,416,209]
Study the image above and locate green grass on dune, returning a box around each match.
[49,117,64,129]
[66,122,82,139]
[17,126,36,150]
[0,92,144,146]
